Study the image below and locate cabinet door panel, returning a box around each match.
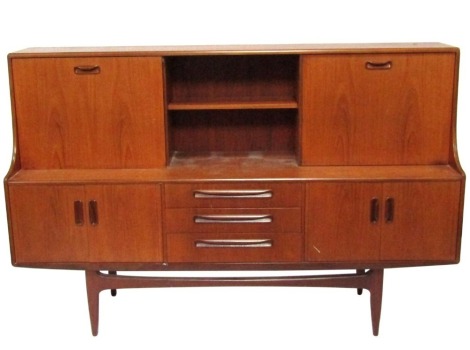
[301,53,455,165]
[87,185,163,262]
[381,181,460,261]
[12,57,166,168]
[306,183,381,261]
[8,185,88,263]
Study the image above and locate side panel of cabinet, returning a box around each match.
[380,181,460,261]
[300,53,455,165]
[11,57,166,168]
[87,185,163,262]
[306,182,381,261]
[8,185,88,263]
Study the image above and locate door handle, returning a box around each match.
[74,65,101,75]
[365,61,392,70]
[74,201,84,226]
[89,200,99,226]
[370,198,379,224]
[385,197,395,223]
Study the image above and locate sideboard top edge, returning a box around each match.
[8,42,458,58]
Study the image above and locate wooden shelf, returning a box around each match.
[167,100,298,110]
[8,164,462,184]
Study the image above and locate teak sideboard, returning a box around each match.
[4,43,465,336]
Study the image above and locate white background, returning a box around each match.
[0,1,469,349]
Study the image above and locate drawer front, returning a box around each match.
[167,233,302,263]
[165,182,303,208]
[165,208,301,233]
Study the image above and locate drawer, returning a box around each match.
[165,182,302,208]
[165,208,301,233]
[167,233,302,263]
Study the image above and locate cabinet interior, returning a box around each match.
[165,55,299,164]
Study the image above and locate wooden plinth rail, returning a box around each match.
[85,268,384,336]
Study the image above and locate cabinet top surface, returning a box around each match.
[9,42,458,57]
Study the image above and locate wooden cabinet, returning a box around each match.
[4,44,465,335]
[306,181,461,262]
[11,57,166,168]
[8,184,163,263]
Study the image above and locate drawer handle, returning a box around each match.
[365,61,392,70]
[193,189,273,199]
[74,65,101,75]
[194,214,273,224]
[195,239,273,248]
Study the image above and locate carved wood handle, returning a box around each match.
[194,214,272,224]
[89,200,99,225]
[370,198,379,224]
[74,65,101,75]
[385,197,395,223]
[74,201,84,226]
[193,189,272,199]
[195,239,273,248]
[365,61,392,70]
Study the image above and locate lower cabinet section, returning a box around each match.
[8,184,163,264]
[306,181,461,262]
[167,233,303,262]
[7,180,462,266]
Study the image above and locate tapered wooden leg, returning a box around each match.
[109,271,117,297]
[85,271,100,336]
[368,269,384,336]
[356,269,366,295]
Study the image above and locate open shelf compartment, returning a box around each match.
[165,54,300,163]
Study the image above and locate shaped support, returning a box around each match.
[85,268,384,336]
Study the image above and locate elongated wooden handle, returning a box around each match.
[89,200,99,225]
[195,239,273,248]
[74,200,84,226]
[194,214,272,224]
[385,197,395,223]
[193,189,272,199]
[365,61,392,70]
[370,198,379,224]
[74,65,101,74]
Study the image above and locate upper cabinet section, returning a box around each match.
[11,57,166,169]
[300,53,457,166]
[7,44,460,173]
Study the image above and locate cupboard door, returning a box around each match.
[306,183,381,261]
[301,53,455,165]
[87,185,163,262]
[12,57,166,168]
[8,185,88,263]
[381,181,460,261]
